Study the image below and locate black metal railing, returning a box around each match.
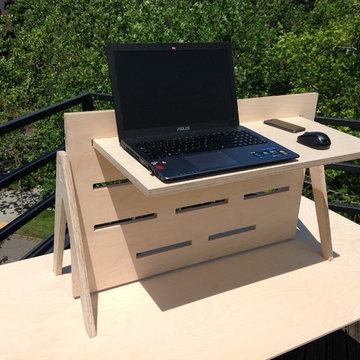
[0,95,359,260]
[315,115,360,130]
[314,115,360,216]
[0,92,112,136]
[0,92,112,258]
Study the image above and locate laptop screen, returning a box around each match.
[107,42,239,139]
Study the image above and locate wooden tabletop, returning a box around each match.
[1,196,360,360]
[93,117,360,197]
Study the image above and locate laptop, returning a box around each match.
[106,42,299,182]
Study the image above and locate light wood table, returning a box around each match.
[2,197,360,360]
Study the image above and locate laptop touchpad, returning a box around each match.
[185,152,237,171]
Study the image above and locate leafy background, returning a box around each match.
[0,0,359,221]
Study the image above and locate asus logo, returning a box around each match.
[177,126,190,131]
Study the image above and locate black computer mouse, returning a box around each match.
[297,131,331,149]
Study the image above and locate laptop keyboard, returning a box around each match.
[135,130,268,160]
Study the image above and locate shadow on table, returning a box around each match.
[140,219,339,311]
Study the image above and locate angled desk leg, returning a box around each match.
[53,177,66,276]
[309,165,333,260]
[52,151,97,338]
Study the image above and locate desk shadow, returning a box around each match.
[62,265,72,274]
[140,219,339,311]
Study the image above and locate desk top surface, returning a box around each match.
[93,117,360,197]
[1,197,360,360]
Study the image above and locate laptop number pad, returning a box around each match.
[251,147,289,159]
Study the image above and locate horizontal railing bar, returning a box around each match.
[3,97,358,136]
[329,202,360,216]
[21,233,55,259]
[0,193,55,242]
[315,115,360,129]
[21,232,70,259]
[91,92,113,102]
[325,162,360,173]
[0,93,92,136]
[0,144,64,189]
[81,92,113,111]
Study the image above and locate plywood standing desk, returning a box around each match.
[53,93,360,339]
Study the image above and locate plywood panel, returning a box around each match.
[64,108,305,294]
[237,92,318,123]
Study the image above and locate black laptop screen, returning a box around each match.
[107,43,239,138]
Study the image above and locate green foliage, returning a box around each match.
[2,0,357,119]
[16,209,55,239]
[269,0,360,118]
[0,0,359,220]
[0,0,314,121]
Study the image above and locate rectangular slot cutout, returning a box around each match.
[136,240,192,258]
[244,186,290,200]
[175,198,228,214]
[93,179,130,189]
[94,213,157,230]
[209,225,256,241]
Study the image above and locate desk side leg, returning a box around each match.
[53,165,67,276]
[309,165,333,260]
[55,151,97,338]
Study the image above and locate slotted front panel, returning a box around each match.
[65,110,304,294]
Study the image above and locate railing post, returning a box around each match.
[82,94,94,111]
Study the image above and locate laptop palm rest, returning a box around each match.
[186,152,237,171]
